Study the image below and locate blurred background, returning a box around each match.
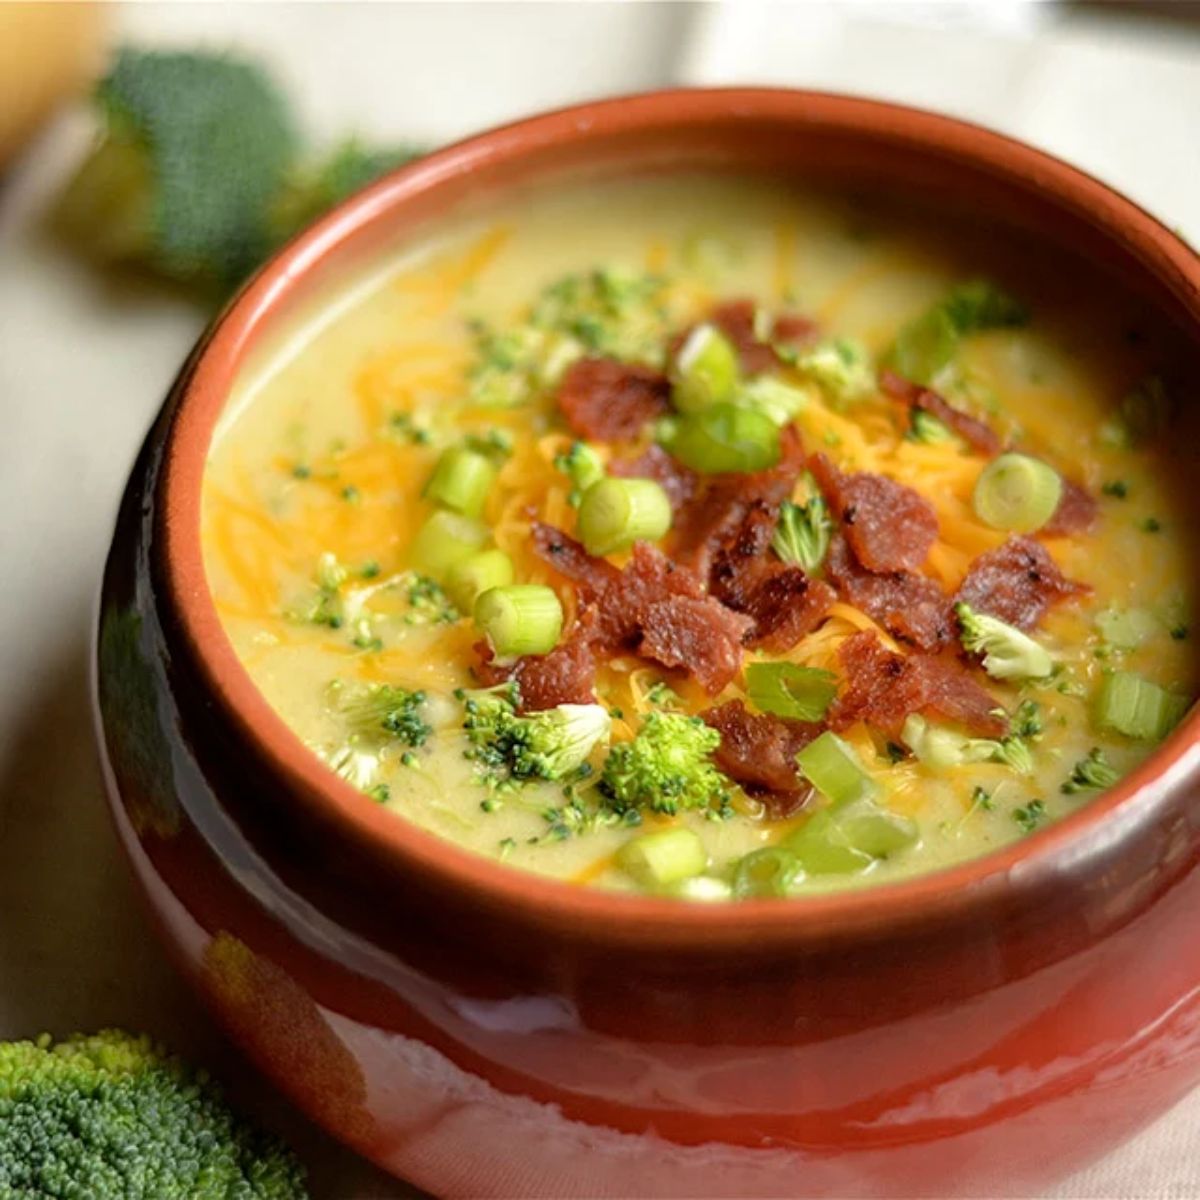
[1,3,1197,1197]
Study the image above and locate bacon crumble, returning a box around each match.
[557,357,671,442]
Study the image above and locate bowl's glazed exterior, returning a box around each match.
[94,90,1200,1198]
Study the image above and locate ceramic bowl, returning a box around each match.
[94,88,1200,1198]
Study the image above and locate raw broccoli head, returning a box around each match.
[56,48,299,290]
[0,1030,307,1198]
[599,712,729,816]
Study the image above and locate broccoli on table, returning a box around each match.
[599,712,730,816]
[0,1030,307,1198]
[54,48,422,297]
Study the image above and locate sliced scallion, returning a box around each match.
[446,548,515,612]
[1095,607,1160,651]
[423,446,496,518]
[784,809,874,875]
[671,323,740,413]
[732,846,803,899]
[1094,670,1189,741]
[474,584,563,657]
[892,307,959,387]
[795,731,876,807]
[665,403,781,474]
[972,453,1063,533]
[745,662,837,722]
[409,510,489,578]
[616,827,708,888]
[833,798,919,857]
[576,477,672,556]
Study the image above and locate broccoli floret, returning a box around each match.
[0,1030,306,1198]
[1062,747,1120,795]
[339,683,430,748]
[460,685,611,786]
[900,714,1035,775]
[956,602,1054,680]
[1012,798,1047,834]
[772,494,832,573]
[54,49,299,291]
[599,712,729,816]
[269,139,420,246]
[553,440,606,506]
[907,408,954,444]
[794,337,875,405]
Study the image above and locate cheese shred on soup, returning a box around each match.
[202,176,1198,900]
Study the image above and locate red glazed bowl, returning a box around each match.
[94,89,1200,1198]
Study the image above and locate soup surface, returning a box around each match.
[202,175,1197,899]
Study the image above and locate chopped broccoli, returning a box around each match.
[599,712,729,816]
[772,494,832,573]
[901,714,1034,775]
[339,683,430,748]
[794,337,875,405]
[459,685,611,787]
[467,324,581,408]
[908,408,954,444]
[54,48,424,297]
[939,280,1030,334]
[553,440,606,506]
[0,1030,306,1198]
[1012,799,1047,834]
[404,574,458,625]
[956,601,1053,680]
[1012,699,1044,739]
[1062,747,1120,795]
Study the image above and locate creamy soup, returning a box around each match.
[202,175,1197,899]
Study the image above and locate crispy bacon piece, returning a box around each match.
[830,630,1006,738]
[955,536,1088,630]
[1042,477,1099,538]
[473,614,598,712]
[531,522,621,602]
[672,425,806,575]
[557,357,671,442]
[608,444,699,515]
[532,529,749,693]
[707,299,817,375]
[879,369,1002,456]
[638,595,752,695]
[702,700,821,818]
[707,502,835,652]
[824,536,954,652]
[809,453,938,573]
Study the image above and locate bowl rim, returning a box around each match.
[156,86,1200,952]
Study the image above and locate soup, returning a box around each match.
[202,175,1197,899]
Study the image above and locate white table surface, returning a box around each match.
[1,4,1197,1196]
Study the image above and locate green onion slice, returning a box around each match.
[671,323,740,413]
[795,731,877,807]
[576,477,672,556]
[446,548,514,612]
[1094,670,1189,741]
[745,662,837,722]
[732,846,803,899]
[665,403,781,475]
[972,453,1063,533]
[892,307,959,387]
[617,827,708,888]
[474,584,563,658]
[409,510,489,578]
[784,809,875,876]
[423,446,497,518]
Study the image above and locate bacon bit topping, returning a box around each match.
[880,369,1002,455]
[708,502,835,651]
[531,522,621,601]
[824,536,954,652]
[830,630,1006,737]
[608,444,699,515]
[672,425,806,575]
[679,299,817,376]
[532,529,749,693]
[702,700,820,817]
[557,357,671,442]
[473,614,598,712]
[955,536,1089,630]
[1041,476,1099,537]
[809,453,938,574]
[638,595,752,695]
